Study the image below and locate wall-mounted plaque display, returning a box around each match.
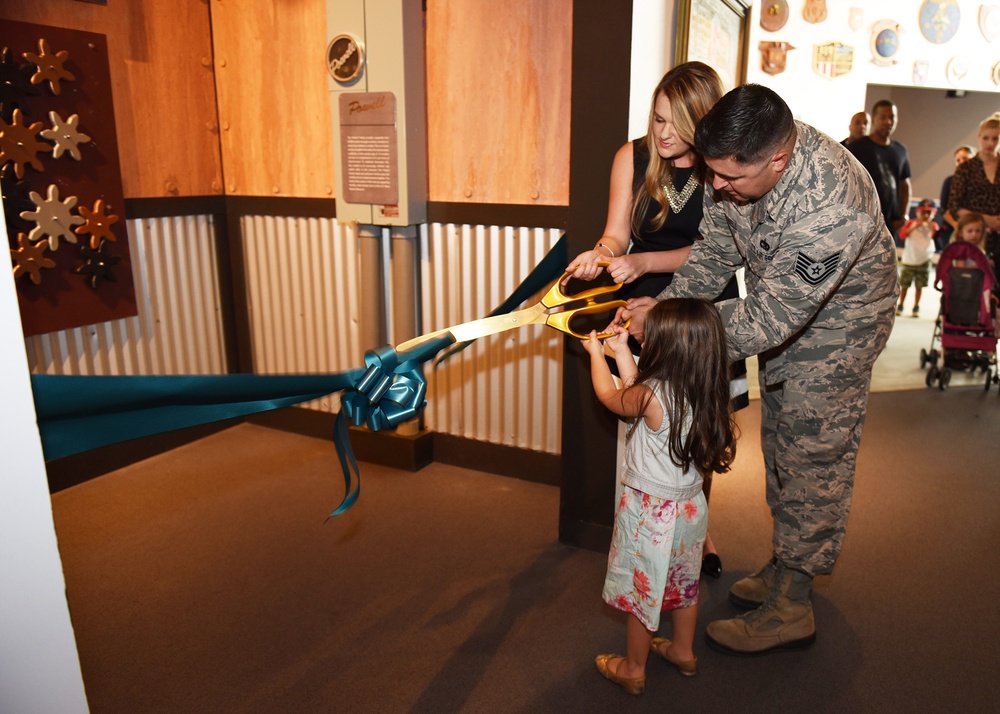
[802,0,828,24]
[813,42,853,79]
[946,55,970,85]
[870,20,902,66]
[919,1,961,44]
[327,33,365,85]
[849,7,864,31]
[980,5,1000,42]
[759,41,795,75]
[760,1,789,32]
[338,92,398,206]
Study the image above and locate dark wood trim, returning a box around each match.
[426,202,568,229]
[560,1,633,553]
[222,201,256,372]
[124,195,338,220]
[558,518,614,554]
[246,408,434,472]
[124,195,569,230]
[45,419,240,493]
[433,433,560,486]
[213,205,246,373]
[245,407,558,484]
[125,195,226,219]
[226,196,338,218]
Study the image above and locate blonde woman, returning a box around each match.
[950,114,1000,230]
[950,113,1000,297]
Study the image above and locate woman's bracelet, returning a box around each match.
[597,242,615,258]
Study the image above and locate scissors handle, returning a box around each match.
[545,262,621,307]
[546,299,630,339]
[542,263,631,339]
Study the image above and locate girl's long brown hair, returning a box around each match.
[631,298,737,475]
[631,62,725,237]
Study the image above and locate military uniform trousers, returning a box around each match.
[760,370,873,577]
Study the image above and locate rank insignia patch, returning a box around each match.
[795,251,840,285]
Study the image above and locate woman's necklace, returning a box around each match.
[662,170,699,213]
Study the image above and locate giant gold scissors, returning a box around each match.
[397,265,627,353]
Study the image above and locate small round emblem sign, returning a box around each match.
[327,34,365,84]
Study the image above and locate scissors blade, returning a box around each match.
[447,304,546,342]
[394,305,544,353]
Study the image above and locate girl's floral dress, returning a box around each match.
[602,485,707,630]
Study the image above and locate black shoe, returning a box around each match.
[701,552,722,579]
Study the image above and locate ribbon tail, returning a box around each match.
[327,410,361,519]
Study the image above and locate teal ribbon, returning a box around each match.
[30,234,568,517]
[31,372,364,460]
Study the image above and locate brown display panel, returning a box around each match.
[2,20,136,336]
[426,0,572,206]
[210,0,336,198]
[0,0,221,199]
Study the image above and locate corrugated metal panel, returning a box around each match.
[241,216,361,413]
[419,224,563,454]
[24,215,227,376]
[241,218,563,454]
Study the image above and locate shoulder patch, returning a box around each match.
[795,251,841,285]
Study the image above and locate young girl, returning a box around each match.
[584,298,737,695]
[952,212,989,268]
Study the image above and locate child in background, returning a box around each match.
[897,198,939,317]
[952,212,990,268]
[583,299,737,695]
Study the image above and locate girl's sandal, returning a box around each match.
[594,654,645,695]
[650,637,698,676]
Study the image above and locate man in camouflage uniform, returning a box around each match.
[620,84,898,655]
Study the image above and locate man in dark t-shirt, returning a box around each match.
[848,100,912,242]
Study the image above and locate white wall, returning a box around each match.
[629,0,1000,202]
[745,0,1000,139]
[1,206,89,711]
[629,0,676,139]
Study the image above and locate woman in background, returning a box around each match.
[949,113,1000,294]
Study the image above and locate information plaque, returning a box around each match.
[338,92,398,206]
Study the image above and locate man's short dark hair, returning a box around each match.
[871,99,894,115]
[694,84,795,165]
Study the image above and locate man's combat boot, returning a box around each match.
[706,563,816,655]
[729,556,778,608]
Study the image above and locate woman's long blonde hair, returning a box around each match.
[978,112,1000,134]
[632,62,724,237]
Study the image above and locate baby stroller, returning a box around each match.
[921,241,998,391]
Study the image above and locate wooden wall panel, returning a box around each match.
[0,0,222,199]
[209,0,336,199]
[3,1,572,205]
[426,0,572,206]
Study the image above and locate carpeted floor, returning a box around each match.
[51,386,1000,713]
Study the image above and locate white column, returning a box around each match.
[1,206,89,711]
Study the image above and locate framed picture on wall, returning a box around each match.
[675,0,752,90]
